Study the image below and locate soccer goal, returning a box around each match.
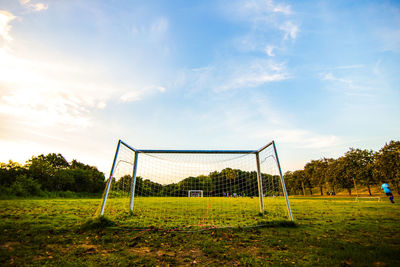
[188,190,203,197]
[355,197,381,202]
[98,140,293,229]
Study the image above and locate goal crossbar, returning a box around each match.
[120,140,273,154]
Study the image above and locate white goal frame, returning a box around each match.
[100,140,293,221]
[188,190,203,197]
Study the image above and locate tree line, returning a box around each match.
[284,140,400,196]
[0,153,105,197]
[114,169,282,197]
[1,140,398,198]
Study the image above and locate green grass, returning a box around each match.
[0,197,399,266]
[103,196,289,229]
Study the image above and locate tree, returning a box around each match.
[284,171,302,195]
[28,156,56,191]
[341,148,376,196]
[31,153,69,169]
[305,159,330,195]
[374,141,400,194]
[334,156,355,195]
[0,160,27,187]
[291,170,308,196]
[344,148,375,195]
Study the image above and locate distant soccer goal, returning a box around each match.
[97,140,293,229]
[188,190,203,197]
[355,197,381,202]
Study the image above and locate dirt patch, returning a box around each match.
[1,242,20,251]
[79,244,99,254]
[128,246,151,255]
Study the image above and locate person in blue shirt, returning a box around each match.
[381,182,394,203]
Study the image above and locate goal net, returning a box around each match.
[97,140,293,229]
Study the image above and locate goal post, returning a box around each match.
[99,140,293,228]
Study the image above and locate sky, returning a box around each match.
[0,0,399,175]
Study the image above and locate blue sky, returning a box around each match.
[0,0,399,174]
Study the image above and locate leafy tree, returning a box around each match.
[333,157,354,195]
[284,171,302,195]
[0,160,27,186]
[325,158,339,192]
[28,156,56,191]
[291,170,308,196]
[29,153,69,169]
[305,159,330,195]
[343,148,375,195]
[374,141,400,194]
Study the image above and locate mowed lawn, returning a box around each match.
[101,196,290,229]
[0,197,399,266]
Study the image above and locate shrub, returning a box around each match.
[10,175,44,197]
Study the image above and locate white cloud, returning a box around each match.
[151,17,168,33]
[271,129,339,149]
[20,0,48,12]
[320,72,376,98]
[223,0,299,53]
[177,59,288,92]
[230,0,292,19]
[218,93,340,150]
[265,45,275,56]
[322,72,351,84]
[333,64,364,70]
[218,60,288,91]
[271,2,292,15]
[131,17,169,42]
[280,21,298,40]
[120,85,166,102]
[0,10,16,43]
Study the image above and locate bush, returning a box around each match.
[9,175,44,197]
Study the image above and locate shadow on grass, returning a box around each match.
[81,216,116,230]
[254,220,297,228]
[80,214,296,232]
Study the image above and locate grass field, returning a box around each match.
[101,196,290,229]
[1,197,399,266]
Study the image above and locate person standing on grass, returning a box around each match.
[381,182,395,203]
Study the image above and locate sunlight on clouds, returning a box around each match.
[0,140,48,163]
[19,0,48,12]
[120,85,166,102]
[0,48,112,128]
[255,128,340,149]
[0,10,16,42]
